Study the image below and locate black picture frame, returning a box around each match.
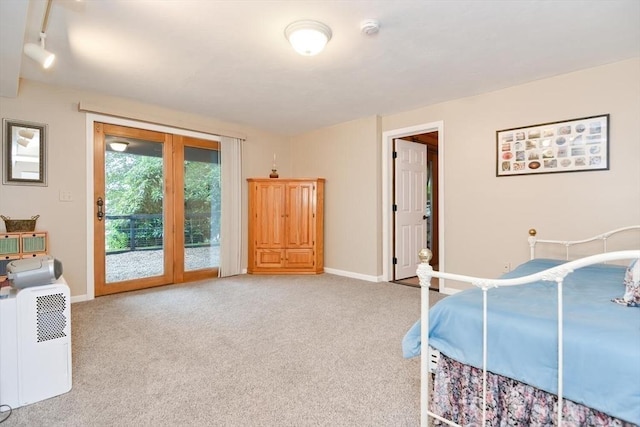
[496,114,609,177]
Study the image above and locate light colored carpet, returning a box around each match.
[4,274,445,427]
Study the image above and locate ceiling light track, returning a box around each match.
[41,0,53,32]
[24,0,56,69]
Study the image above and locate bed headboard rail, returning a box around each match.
[528,225,640,260]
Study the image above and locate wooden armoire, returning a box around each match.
[247,178,325,274]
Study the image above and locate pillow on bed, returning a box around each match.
[612,258,640,307]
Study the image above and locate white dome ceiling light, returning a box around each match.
[285,20,332,56]
[109,141,129,152]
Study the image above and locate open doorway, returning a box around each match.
[392,132,439,289]
[381,120,444,291]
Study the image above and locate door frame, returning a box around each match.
[93,123,175,296]
[85,113,220,300]
[382,121,454,294]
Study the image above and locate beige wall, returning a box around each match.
[2,58,638,297]
[289,57,639,283]
[382,58,640,280]
[0,79,288,298]
[290,115,381,279]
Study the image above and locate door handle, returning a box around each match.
[423,215,428,220]
[97,197,104,221]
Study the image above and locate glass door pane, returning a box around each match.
[104,135,166,283]
[183,146,220,272]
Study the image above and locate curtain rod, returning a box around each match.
[78,101,247,141]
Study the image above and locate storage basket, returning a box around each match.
[1,215,40,232]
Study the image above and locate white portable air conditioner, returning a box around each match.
[0,277,72,409]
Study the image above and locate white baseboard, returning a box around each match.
[71,294,89,304]
[323,267,381,282]
[70,268,391,302]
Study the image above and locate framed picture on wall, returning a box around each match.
[2,118,48,186]
[496,114,609,177]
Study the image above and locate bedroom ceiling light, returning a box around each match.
[285,20,332,56]
[24,0,56,69]
[109,141,129,152]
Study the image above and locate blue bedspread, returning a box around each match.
[402,259,640,424]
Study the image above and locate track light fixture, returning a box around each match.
[18,128,36,139]
[16,128,35,147]
[17,137,32,148]
[24,32,55,69]
[24,0,56,69]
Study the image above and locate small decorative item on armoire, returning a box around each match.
[270,153,279,178]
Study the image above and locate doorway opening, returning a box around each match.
[392,132,439,289]
[381,121,444,291]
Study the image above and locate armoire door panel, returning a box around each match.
[255,249,284,268]
[255,182,285,248]
[286,182,315,247]
[284,249,314,268]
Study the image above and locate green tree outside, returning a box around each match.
[105,150,220,252]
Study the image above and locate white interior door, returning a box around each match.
[394,139,427,280]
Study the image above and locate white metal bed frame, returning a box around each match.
[417,225,640,427]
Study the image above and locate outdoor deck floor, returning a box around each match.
[106,246,220,282]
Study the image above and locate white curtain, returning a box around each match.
[219,136,243,277]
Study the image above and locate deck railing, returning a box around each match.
[105,213,219,253]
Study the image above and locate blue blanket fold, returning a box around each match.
[402,259,640,425]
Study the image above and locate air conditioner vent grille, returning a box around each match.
[36,293,67,342]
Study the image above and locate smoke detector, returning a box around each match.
[360,19,380,35]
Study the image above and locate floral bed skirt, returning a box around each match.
[431,353,635,427]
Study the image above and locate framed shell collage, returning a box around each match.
[496,114,609,176]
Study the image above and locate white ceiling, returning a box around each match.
[1,0,639,136]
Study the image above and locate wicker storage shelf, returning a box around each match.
[0,234,20,256]
[0,231,48,280]
[21,233,47,254]
[1,215,39,232]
